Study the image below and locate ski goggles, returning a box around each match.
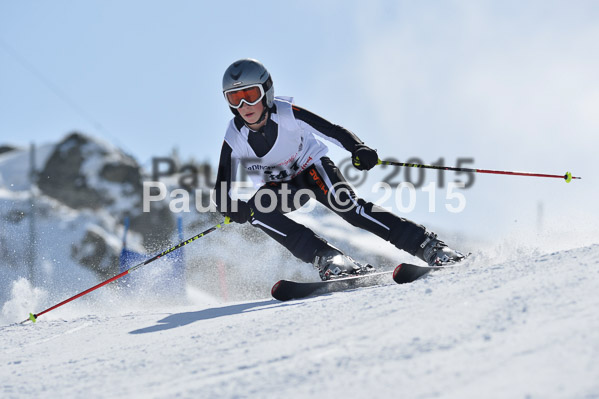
[224,84,265,109]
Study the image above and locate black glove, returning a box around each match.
[352,144,379,171]
[223,200,253,224]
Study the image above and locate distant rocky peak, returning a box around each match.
[37,132,174,249]
[38,132,141,210]
[0,145,18,156]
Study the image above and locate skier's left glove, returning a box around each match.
[223,200,253,224]
[352,144,379,171]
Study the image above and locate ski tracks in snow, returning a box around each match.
[1,245,599,398]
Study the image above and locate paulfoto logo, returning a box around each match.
[150,157,215,191]
[368,181,467,214]
[142,156,474,215]
[337,157,476,189]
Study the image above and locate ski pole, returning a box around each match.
[376,159,581,183]
[19,218,231,325]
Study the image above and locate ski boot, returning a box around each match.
[415,232,466,266]
[313,245,373,281]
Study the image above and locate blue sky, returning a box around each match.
[0,1,363,165]
[1,1,598,242]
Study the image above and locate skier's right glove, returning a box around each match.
[222,200,253,224]
[352,144,379,171]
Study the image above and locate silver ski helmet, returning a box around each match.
[222,59,274,111]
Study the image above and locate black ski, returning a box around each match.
[271,263,430,301]
[392,260,472,283]
[392,263,433,284]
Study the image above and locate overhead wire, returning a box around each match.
[0,36,130,153]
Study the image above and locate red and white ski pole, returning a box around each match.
[19,218,231,325]
[377,159,581,183]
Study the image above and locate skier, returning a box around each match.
[214,59,465,280]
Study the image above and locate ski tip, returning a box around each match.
[393,264,403,279]
[271,281,283,298]
[271,280,297,302]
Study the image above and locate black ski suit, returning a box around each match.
[214,99,427,263]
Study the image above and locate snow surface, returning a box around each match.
[2,137,597,398]
[1,244,598,399]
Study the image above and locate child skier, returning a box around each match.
[214,59,465,280]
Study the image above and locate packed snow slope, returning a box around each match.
[2,244,599,399]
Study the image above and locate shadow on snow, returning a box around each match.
[129,299,298,334]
